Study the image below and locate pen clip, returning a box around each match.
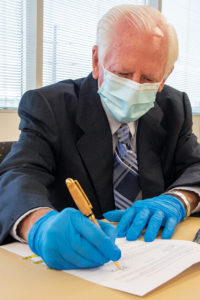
[66,178,94,217]
[74,180,93,209]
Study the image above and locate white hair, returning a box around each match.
[96,5,178,78]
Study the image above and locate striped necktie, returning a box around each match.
[113,124,140,209]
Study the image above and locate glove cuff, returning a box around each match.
[161,194,186,221]
[165,191,190,218]
[28,210,58,255]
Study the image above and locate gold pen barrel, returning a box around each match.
[66,178,121,270]
[66,178,92,217]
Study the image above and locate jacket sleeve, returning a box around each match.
[168,92,200,189]
[0,90,60,244]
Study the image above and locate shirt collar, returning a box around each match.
[101,98,136,137]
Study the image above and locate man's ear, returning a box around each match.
[158,66,174,92]
[158,79,166,92]
[92,45,99,79]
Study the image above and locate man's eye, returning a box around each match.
[118,73,132,77]
[144,77,153,82]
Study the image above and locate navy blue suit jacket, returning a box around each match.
[0,73,200,244]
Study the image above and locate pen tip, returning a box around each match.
[114,261,121,269]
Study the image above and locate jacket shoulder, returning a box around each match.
[157,84,185,103]
[156,84,191,113]
[24,77,84,102]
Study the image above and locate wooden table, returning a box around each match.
[0,217,200,300]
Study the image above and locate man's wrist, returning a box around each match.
[165,189,200,217]
[174,190,200,212]
[17,208,54,242]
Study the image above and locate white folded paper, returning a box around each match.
[1,238,200,296]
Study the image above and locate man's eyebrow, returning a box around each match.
[141,71,160,81]
[116,69,133,73]
[143,74,156,80]
[110,66,133,73]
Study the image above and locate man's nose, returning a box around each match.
[131,73,141,83]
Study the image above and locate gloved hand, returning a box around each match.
[103,195,186,242]
[28,208,121,270]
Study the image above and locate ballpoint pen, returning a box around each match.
[65,178,120,269]
[193,228,200,244]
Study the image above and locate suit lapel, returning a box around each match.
[137,101,167,198]
[75,75,167,209]
[75,75,115,215]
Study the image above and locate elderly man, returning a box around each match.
[0,5,200,270]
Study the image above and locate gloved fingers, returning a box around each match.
[144,210,165,242]
[42,249,77,270]
[40,213,109,269]
[98,220,118,242]
[117,207,137,238]
[161,217,178,239]
[103,210,125,222]
[59,226,106,269]
[71,211,121,262]
[61,249,105,269]
[90,230,121,262]
[70,231,109,266]
[126,208,151,241]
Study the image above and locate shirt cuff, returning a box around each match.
[167,186,200,213]
[10,207,52,243]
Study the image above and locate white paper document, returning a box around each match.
[1,238,200,296]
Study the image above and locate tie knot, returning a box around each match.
[116,124,131,144]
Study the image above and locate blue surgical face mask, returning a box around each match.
[98,69,161,123]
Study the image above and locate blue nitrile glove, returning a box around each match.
[28,208,121,270]
[103,195,186,242]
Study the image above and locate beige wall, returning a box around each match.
[193,115,200,142]
[0,111,20,142]
[0,110,200,142]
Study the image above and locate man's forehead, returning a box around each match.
[113,25,166,49]
[103,22,168,72]
[103,39,167,81]
[105,33,167,64]
[110,17,166,49]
